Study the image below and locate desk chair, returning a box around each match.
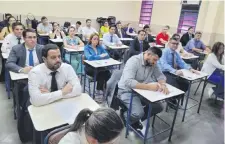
[123,49,130,64]
[194,69,224,101]
[44,125,71,144]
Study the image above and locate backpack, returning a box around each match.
[17,85,33,143]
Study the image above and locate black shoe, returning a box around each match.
[131,121,143,130]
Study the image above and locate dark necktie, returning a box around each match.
[140,41,143,53]
[189,34,192,40]
[172,52,177,69]
[50,71,58,92]
[28,49,34,66]
[110,35,113,43]
[17,37,21,44]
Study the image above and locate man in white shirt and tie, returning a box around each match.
[28,44,82,106]
[1,22,24,55]
[82,19,98,41]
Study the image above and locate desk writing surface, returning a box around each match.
[133,84,184,102]
[28,93,100,131]
[64,47,84,52]
[49,39,63,43]
[107,44,129,49]
[38,33,49,36]
[0,40,3,44]
[2,53,8,59]
[120,38,133,41]
[181,55,199,59]
[172,69,208,81]
[9,71,28,80]
[84,58,122,68]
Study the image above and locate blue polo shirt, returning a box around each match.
[185,38,206,53]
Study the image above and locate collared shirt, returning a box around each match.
[82,26,97,37]
[100,26,109,38]
[158,47,191,73]
[64,36,81,46]
[1,33,24,54]
[156,32,169,45]
[25,45,39,66]
[102,32,122,46]
[118,53,166,93]
[37,23,52,33]
[77,26,83,34]
[185,38,206,53]
[84,44,109,61]
[28,63,82,106]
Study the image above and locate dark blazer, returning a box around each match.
[129,38,150,57]
[6,43,44,73]
[180,32,194,46]
[145,34,155,43]
[115,28,126,38]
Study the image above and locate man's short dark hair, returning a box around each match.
[42,44,60,58]
[5,13,12,18]
[165,25,170,29]
[148,47,162,58]
[76,21,81,25]
[109,25,116,29]
[116,21,121,25]
[188,27,193,30]
[12,22,24,30]
[195,31,202,35]
[22,28,36,38]
[86,19,91,23]
[171,33,180,38]
[41,16,47,21]
[169,37,179,41]
[138,30,146,34]
[143,25,150,29]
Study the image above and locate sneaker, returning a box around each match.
[208,87,214,98]
[94,94,104,103]
[131,121,143,130]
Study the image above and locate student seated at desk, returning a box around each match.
[1,22,24,55]
[165,34,192,57]
[99,21,109,38]
[156,25,170,45]
[124,23,136,37]
[184,31,208,54]
[102,25,122,60]
[202,42,224,76]
[82,19,98,41]
[49,22,65,39]
[59,108,124,144]
[6,28,43,73]
[115,21,126,38]
[118,47,166,131]
[129,30,150,58]
[158,38,199,107]
[28,44,81,106]
[0,13,12,31]
[37,16,52,34]
[143,25,154,43]
[0,16,16,40]
[84,33,111,102]
[64,26,84,74]
[180,27,194,47]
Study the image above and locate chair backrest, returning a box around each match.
[123,49,130,64]
[44,125,71,144]
[208,69,224,86]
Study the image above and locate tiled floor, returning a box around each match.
[0,78,224,144]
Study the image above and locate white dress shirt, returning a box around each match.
[102,32,122,46]
[82,26,97,37]
[1,33,24,55]
[201,53,224,76]
[28,63,82,106]
[25,45,39,67]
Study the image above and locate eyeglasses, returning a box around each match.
[171,42,179,45]
[92,38,99,41]
[26,36,37,39]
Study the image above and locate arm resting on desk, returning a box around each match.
[5,47,23,73]
[1,36,10,53]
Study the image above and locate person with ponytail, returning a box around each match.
[59,108,124,144]
[0,16,16,40]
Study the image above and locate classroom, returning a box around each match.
[0,0,224,144]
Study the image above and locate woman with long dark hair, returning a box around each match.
[59,108,124,144]
[201,42,224,75]
[0,16,16,40]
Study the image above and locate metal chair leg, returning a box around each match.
[194,80,202,95]
[152,115,156,127]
